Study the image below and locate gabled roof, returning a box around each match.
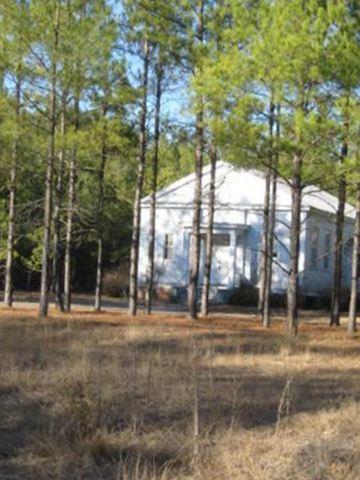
[142,161,233,203]
[302,185,355,218]
[142,161,355,219]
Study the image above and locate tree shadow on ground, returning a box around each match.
[1,315,360,479]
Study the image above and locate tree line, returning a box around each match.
[0,0,359,335]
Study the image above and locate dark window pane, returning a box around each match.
[310,227,319,268]
[236,233,245,246]
[323,231,331,270]
[213,233,230,247]
[164,234,174,260]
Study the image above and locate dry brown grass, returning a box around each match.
[0,307,359,479]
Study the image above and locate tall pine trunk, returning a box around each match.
[330,100,349,326]
[52,93,67,312]
[39,4,59,318]
[287,151,302,335]
[262,102,279,328]
[263,172,277,327]
[64,94,80,312]
[188,0,204,320]
[259,101,275,319]
[128,39,149,316]
[330,176,346,326]
[200,142,217,316]
[258,171,271,315]
[348,185,360,334]
[4,73,21,307]
[146,59,163,315]
[188,109,204,319]
[94,103,108,312]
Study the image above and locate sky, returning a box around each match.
[110,0,193,130]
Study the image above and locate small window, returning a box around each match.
[344,238,353,259]
[164,234,174,260]
[310,227,319,268]
[323,231,331,270]
[213,233,230,247]
[236,233,246,246]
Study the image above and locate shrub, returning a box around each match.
[102,268,129,297]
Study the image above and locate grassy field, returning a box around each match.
[0,308,360,479]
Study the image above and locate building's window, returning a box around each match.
[164,234,174,260]
[310,227,319,268]
[213,233,230,247]
[250,249,258,284]
[323,231,331,270]
[236,232,246,246]
[344,238,353,258]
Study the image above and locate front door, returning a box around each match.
[210,233,231,286]
[189,232,232,287]
[234,231,247,285]
[211,242,231,285]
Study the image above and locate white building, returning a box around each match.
[138,161,356,303]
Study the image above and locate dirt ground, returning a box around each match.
[0,307,359,479]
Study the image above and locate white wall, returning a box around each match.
[139,206,193,287]
[138,204,309,294]
[138,164,354,298]
[302,210,354,295]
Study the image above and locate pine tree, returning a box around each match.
[128,39,150,316]
[263,104,280,328]
[188,0,205,320]
[61,0,117,312]
[92,20,120,312]
[63,92,79,312]
[326,1,360,326]
[348,185,360,333]
[94,100,108,312]
[52,92,67,312]
[39,0,60,318]
[1,0,28,307]
[268,0,331,334]
[200,141,217,316]
[4,71,22,307]
[125,0,189,315]
[146,55,163,315]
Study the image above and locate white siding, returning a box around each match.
[139,163,355,298]
[302,210,354,295]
